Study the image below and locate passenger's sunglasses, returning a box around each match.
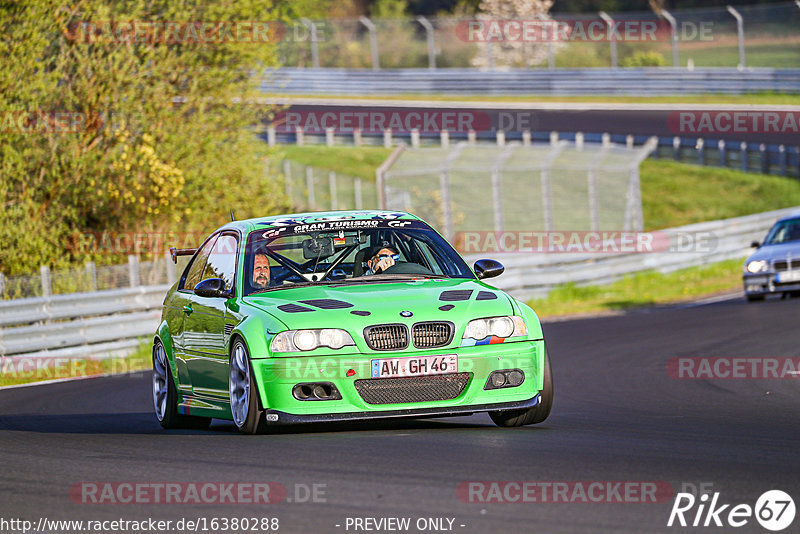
[376,254,400,261]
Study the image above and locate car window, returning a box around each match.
[765,219,800,245]
[182,235,218,291]
[202,234,238,291]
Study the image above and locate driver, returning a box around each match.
[252,253,271,289]
[365,246,399,275]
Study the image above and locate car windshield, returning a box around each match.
[764,218,800,245]
[243,217,475,295]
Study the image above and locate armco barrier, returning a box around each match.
[0,285,168,359]
[261,68,800,96]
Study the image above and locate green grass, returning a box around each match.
[278,145,392,181]
[266,93,800,106]
[641,160,800,230]
[0,342,151,388]
[528,258,744,318]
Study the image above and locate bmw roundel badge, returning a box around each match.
[400,310,413,317]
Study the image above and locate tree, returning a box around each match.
[0,0,290,274]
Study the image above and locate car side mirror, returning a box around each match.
[750,241,761,248]
[194,277,231,298]
[474,259,504,280]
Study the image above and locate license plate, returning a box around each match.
[371,354,458,378]
[777,270,800,283]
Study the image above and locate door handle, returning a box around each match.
[183,303,193,315]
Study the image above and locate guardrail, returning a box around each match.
[464,206,800,300]
[1,206,797,360]
[0,285,167,360]
[261,68,800,95]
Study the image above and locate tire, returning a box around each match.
[229,338,266,434]
[490,348,553,427]
[152,340,211,430]
[746,294,765,302]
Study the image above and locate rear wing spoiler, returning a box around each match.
[169,247,197,264]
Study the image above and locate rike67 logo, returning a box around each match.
[668,490,795,531]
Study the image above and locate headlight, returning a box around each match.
[270,329,355,352]
[463,316,527,341]
[745,260,768,273]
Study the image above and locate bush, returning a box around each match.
[621,51,667,67]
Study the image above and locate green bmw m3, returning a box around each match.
[152,210,553,433]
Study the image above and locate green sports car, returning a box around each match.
[152,210,553,433]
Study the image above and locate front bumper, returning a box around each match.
[263,393,541,425]
[251,339,544,423]
[743,273,800,296]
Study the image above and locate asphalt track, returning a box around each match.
[272,99,800,145]
[1,294,799,533]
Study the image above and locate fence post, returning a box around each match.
[718,139,727,167]
[354,178,363,209]
[599,12,617,68]
[410,128,420,148]
[305,166,316,209]
[740,142,748,172]
[416,16,436,69]
[283,159,294,206]
[295,126,304,146]
[575,132,584,150]
[602,133,611,147]
[267,126,276,146]
[165,253,176,286]
[301,18,320,68]
[353,128,362,147]
[779,145,787,176]
[626,135,634,149]
[326,127,335,146]
[86,261,97,291]
[491,146,515,233]
[697,138,705,165]
[467,129,476,145]
[661,9,680,67]
[440,129,449,148]
[673,136,681,160]
[726,6,746,70]
[496,130,505,146]
[550,131,559,146]
[522,130,531,146]
[383,128,392,148]
[359,16,380,71]
[128,255,139,288]
[329,171,338,210]
[40,265,51,298]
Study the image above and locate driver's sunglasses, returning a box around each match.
[376,254,400,261]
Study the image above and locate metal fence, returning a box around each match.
[378,138,656,242]
[273,2,800,70]
[0,254,189,301]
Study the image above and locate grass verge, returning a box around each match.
[0,341,152,388]
[528,258,743,319]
